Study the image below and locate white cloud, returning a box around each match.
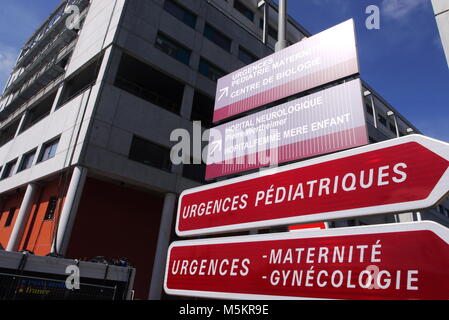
[0,44,19,93]
[382,0,427,19]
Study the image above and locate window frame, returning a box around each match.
[198,58,226,82]
[18,149,37,172]
[44,197,58,221]
[4,208,16,227]
[163,0,197,29]
[233,0,254,21]
[1,159,18,180]
[155,32,192,66]
[203,23,232,52]
[38,137,60,163]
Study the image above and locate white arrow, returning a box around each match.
[217,87,229,102]
[209,140,222,156]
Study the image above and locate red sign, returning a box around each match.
[176,135,449,237]
[165,221,449,300]
[289,222,328,232]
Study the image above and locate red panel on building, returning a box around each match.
[66,178,164,300]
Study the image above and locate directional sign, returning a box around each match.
[176,135,449,237]
[165,221,449,300]
[206,79,368,180]
[213,19,359,123]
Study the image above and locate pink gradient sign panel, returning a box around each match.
[213,19,359,123]
[206,79,368,180]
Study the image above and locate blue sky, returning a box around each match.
[0,0,448,141]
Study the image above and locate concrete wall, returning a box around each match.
[432,0,449,67]
[66,0,126,77]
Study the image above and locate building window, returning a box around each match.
[18,149,37,172]
[204,23,232,52]
[378,114,387,127]
[155,32,191,66]
[191,90,215,128]
[163,0,197,28]
[183,162,206,183]
[1,159,18,180]
[20,90,57,133]
[44,197,58,221]
[389,122,397,134]
[365,102,373,116]
[260,19,278,41]
[58,54,104,107]
[129,136,172,171]
[199,58,226,82]
[238,46,258,65]
[234,0,254,21]
[5,208,16,227]
[114,53,184,114]
[0,118,21,148]
[38,137,60,163]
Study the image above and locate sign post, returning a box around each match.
[165,221,449,300]
[178,135,449,237]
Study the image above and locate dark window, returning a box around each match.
[347,219,357,227]
[5,208,16,227]
[0,118,21,148]
[129,136,172,171]
[44,197,58,221]
[389,122,397,134]
[58,54,104,107]
[18,149,37,172]
[238,46,258,65]
[38,137,60,163]
[155,32,191,65]
[268,24,278,40]
[378,114,387,127]
[260,19,278,40]
[114,53,184,114]
[20,90,57,133]
[183,162,206,183]
[369,137,377,144]
[199,58,226,82]
[365,102,373,116]
[1,159,17,179]
[234,0,254,21]
[191,90,215,128]
[204,23,232,52]
[163,0,197,28]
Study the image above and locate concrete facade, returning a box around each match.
[0,0,448,299]
[432,0,449,67]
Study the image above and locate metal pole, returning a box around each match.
[148,193,177,300]
[263,2,268,44]
[275,0,288,52]
[393,115,400,138]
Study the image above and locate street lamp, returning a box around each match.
[258,0,269,44]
